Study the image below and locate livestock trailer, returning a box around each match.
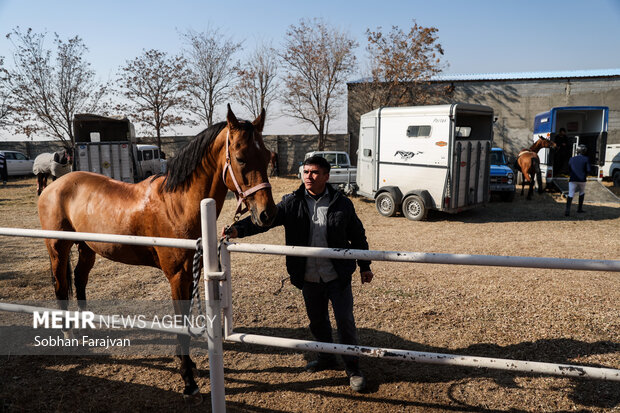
[73,114,140,183]
[533,106,609,185]
[357,104,493,220]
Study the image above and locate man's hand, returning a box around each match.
[221,226,238,238]
[361,270,374,284]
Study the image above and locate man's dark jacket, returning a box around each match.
[233,183,371,289]
[568,154,591,182]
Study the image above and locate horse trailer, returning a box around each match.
[73,114,160,183]
[533,106,609,187]
[356,104,493,220]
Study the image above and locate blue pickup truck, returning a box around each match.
[489,147,516,201]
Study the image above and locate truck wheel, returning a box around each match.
[402,195,427,221]
[375,192,397,217]
[614,171,620,187]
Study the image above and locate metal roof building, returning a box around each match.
[347,68,620,160]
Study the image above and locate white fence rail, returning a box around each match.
[219,241,620,385]
[224,242,620,272]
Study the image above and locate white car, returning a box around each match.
[0,150,35,176]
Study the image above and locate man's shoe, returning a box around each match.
[349,373,366,392]
[305,358,336,372]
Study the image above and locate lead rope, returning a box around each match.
[188,221,237,338]
[188,238,206,338]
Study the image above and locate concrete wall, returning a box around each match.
[347,76,620,162]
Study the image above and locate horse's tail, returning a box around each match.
[533,157,544,193]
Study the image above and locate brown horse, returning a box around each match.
[516,136,556,200]
[37,105,277,398]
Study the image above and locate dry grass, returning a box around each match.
[1,175,619,412]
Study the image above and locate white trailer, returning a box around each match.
[357,104,493,220]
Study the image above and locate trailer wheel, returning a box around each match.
[613,170,620,187]
[402,195,427,221]
[375,192,397,217]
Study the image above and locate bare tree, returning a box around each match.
[0,57,12,128]
[182,28,242,127]
[233,42,279,120]
[116,49,192,150]
[281,18,357,150]
[4,27,106,146]
[357,21,445,111]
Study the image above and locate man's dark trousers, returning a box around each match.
[302,279,360,374]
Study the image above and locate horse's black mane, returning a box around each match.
[159,122,227,192]
[158,120,256,192]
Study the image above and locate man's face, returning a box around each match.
[303,163,330,195]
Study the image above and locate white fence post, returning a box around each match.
[219,242,233,338]
[200,199,226,412]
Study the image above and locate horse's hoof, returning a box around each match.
[62,329,75,340]
[183,389,202,406]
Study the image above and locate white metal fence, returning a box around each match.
[1,197,620,413]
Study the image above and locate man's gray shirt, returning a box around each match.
[304,189,338,283]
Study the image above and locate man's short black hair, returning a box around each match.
[303,155,331,173]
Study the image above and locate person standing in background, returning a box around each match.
[565,144,591,216]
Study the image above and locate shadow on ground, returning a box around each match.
[356,192,620,223]
[226,326,620,411]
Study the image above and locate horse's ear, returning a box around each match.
[226,104,241,131]
[252,108,266,133]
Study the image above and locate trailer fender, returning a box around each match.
[402,190,434,210]
[375,186,403,205]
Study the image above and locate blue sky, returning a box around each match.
[1,0,619,137]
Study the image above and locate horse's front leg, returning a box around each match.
[170,271,201,402]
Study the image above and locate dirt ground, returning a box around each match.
[0,175,619,413]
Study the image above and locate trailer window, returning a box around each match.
[323,153,337,165]
[455,113,493,141]
[143,150,153,161]
[406,125,431,138]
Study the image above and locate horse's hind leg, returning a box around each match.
[74,242,96,311]
[45,238,76,339]
[527,176,534,200]
[170,271,201,401]
[45,239,74,309]
[36,174,46,196]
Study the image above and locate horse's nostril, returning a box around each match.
[260,208,276,225]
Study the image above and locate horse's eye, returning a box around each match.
[236,157,247,166]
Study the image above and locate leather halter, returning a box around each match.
[221,129,271,217]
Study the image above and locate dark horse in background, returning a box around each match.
[515,136,556,200]
[37,105,277,400]
[33,148,73,195]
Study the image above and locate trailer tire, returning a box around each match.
[375,192,397,217]
[402,195,427,221]
[613,170,620,187]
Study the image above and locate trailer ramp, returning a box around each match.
[553,178,620,204]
